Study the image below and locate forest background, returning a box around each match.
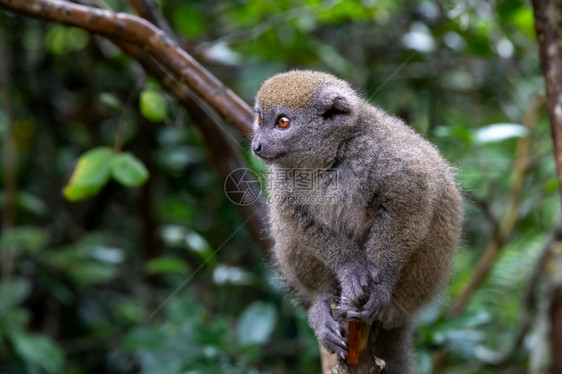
[0,0,560,373]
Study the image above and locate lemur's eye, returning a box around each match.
[257,113,263,126]
[277,116,291,129]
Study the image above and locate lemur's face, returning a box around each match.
[252,71,358,169]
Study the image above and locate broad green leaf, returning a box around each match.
[139,89,167,122]
[114,299,146,323]
[173,6,206,38]
[0,192,48,216]
[111,153,149,187]
[12,332,65,373]
[474,123,528,144]
[544,178,559,193]
[68,262,116,287]
[510,7,535,38]
[0,227,48,254]
[212,264,253,285]
[184,231,214,265]
[145,256,190,275]
[63,147,114,201]
[17,192,48,216]
[236,301,277,346]
[99,92,122,109]
[45,24,89,55]
[90,246,124,264]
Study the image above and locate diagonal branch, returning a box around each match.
[128,0,175,38]
[1,0,272,251]
[0,0,254,136]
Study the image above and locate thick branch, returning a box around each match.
[0,0,254,136]
[533,3,562,371]
[128,0,175,38]
[533,0,562,198]
[1,0,271,251]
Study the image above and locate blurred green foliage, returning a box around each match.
[0,0,559,373]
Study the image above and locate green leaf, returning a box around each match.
[111,153,149,187]
[121,327,167,352]
[236,301,277,347]
[0,192,48,216]
[63,147,114,201]
[44,24,89,55]
[68,262,116,287]
[12,332,65,373]
[184,231,214,264]
[173,6,206,38]
[0,226,49,254]
[139,89,167,122]
[510,6,535,38]
[99,92,122,109]
[145,256,190,275]
[474,123,528,144]
[114,299,147,323]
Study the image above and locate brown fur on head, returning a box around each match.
[256,70,351,111]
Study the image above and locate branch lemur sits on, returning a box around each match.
[251,70,462,373]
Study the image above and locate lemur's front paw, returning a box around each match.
[336,262,389,323]
[338,261,371,308]
[336,286,391,324]
[308,295,348,358]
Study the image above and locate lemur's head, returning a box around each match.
[252,70,360,168]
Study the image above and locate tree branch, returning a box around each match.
[0,0,254,136]
[533,0,562,198]
[0,0,272,251]
[128,0,175,38]
[533,2,562,371]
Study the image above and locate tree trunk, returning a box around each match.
[533,0,562,372]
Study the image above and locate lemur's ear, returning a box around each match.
[316,85,352,119]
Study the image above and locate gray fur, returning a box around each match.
[252,70,463,373]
